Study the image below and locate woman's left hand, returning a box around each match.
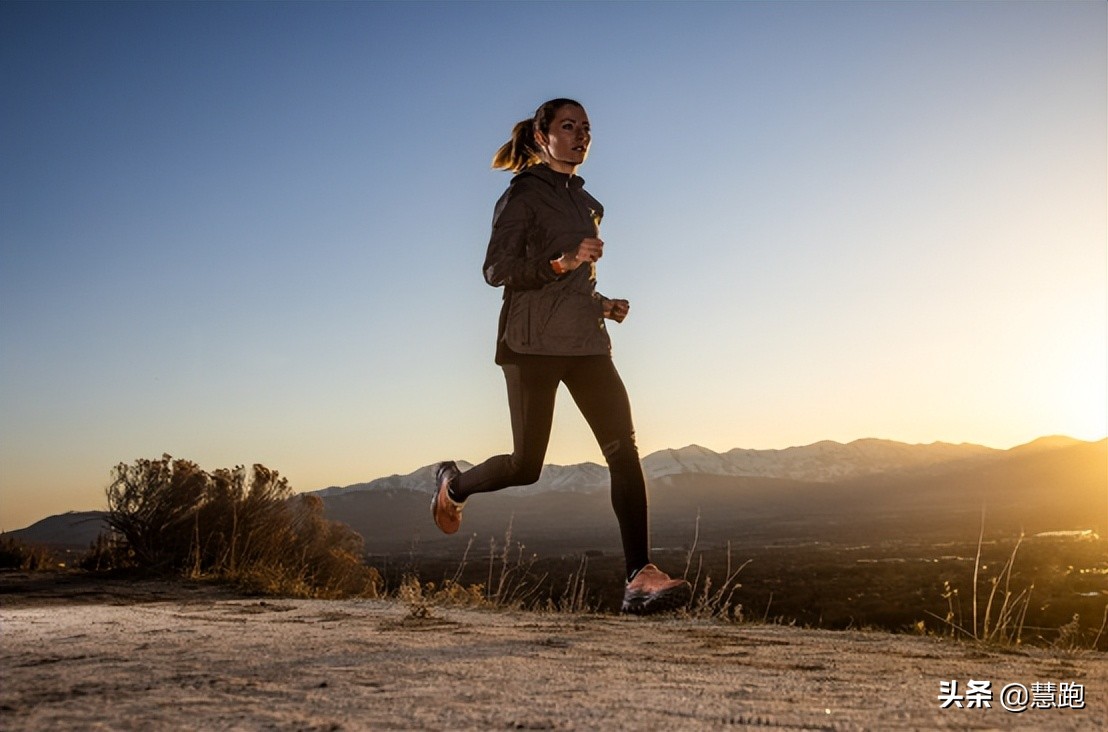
[603,298,630,323]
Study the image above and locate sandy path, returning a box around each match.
[1,579,1104,731]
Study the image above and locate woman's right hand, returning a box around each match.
[556,237,604,272]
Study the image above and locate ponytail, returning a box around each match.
[491,98,584,173]
[491,118,541,172]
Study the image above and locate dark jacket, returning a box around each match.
[483,164,611,363]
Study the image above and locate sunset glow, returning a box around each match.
[1,2,1105,532]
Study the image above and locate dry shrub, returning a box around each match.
[106,456,208,571]
[104,455,380,598]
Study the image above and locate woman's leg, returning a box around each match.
[561,356,650,578]
[452,357,564,500]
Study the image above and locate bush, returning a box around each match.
[104,455,380,598]
[0,536,55,570]
[79,533,122,572]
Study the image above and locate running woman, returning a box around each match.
[432,98,691,615]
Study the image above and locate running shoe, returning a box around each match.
[621,564,692,615]
[431,461,464,534]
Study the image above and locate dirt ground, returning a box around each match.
[1,573,1104,731]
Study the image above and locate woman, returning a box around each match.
[433,98,690,615]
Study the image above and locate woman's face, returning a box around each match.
[538,104,590,173]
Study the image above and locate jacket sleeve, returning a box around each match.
[482,181,560,290]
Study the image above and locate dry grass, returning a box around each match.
[924,511,1103,650]
[681,511,750,620]
[396,522,598,618]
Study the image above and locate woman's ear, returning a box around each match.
[534,128,548,150]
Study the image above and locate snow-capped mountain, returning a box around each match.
[312,438,1011,498]
[643,439,998,483]
[312,459,611,497]
[312,461,473,497]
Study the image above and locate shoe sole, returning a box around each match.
[431,463,461,535]
[621,582,692,615]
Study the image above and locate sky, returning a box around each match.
[1,1,1105,531]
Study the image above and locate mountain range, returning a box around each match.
[315,436,1106,554]
[8,436,1105,555]
[313,437,1013,497]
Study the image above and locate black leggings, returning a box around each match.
[454,355,650,577]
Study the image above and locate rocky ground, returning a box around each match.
[1,572,1104,730]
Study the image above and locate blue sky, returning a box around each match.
[2,1,1105,530]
